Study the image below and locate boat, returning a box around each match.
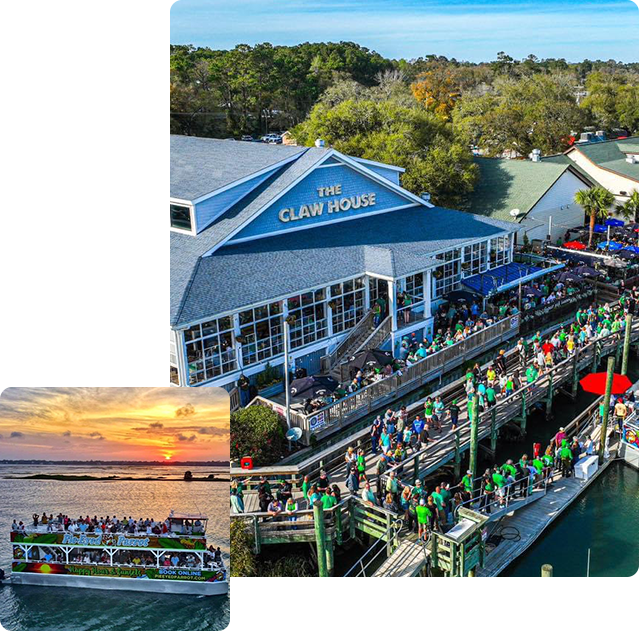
[9,511,228,595]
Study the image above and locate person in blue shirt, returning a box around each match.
[398,341,409,361]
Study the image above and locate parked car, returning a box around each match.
[240,135,253,142]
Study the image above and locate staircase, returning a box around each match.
[320,310,377,376]
[329,315,393,382]
[373,536,430,577]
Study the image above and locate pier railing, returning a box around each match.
[253,314,520,445]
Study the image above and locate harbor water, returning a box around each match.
[0,465,230,631]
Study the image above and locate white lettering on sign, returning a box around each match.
[278,183,376,223]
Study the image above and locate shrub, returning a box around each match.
[230,405,286,465]
[230,519,257,578]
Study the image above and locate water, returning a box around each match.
[0,466,230,631]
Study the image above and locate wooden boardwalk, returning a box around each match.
[372,536,428,577]
[477,458,615,576]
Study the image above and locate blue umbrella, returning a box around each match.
[597,241,622,251]
[605,218,624,227]
[593,224,607,234]
[624,245,639,254]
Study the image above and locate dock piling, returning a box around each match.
[622,314,632,376]
[313,500,328,577]
[541,564,553,577]
[598,356,615,466]
[469,394,479,480]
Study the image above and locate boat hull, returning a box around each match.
[10,571,228,595]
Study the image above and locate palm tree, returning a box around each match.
[575,186,616,247]
[616,190,639,224]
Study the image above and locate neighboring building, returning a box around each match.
[467,156,597,243]
[281,131,297,146]
[563,136,639,203]
[170,135,522,390]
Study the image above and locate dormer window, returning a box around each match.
[170,204,192,231]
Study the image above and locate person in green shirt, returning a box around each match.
[431,486,445,521]
[301,475,310,501]
[481,481,494,514]
[321,490,337,511]
[461,471,473,499]
[416,499,432,540]
[560,439,573,478]
[491,468,506,506]
[411,479,425,499]
[285,498,298,522]
[502,460,517,478]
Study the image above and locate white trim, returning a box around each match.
[316,162,346,168]
[169,202,196,235]
[188,153,304,205]
[225,202,421,246]
[352,156,405,172]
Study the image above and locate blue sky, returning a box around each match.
[171,0,639,62]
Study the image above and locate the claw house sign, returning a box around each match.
[278,184,377,223]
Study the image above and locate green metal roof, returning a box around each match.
[467,157,592,223]
[570,137,639,183]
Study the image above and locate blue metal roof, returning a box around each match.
[461,261,565,296]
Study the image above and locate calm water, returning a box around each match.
[0,466,230,631]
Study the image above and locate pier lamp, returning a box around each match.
[283,315,297,430]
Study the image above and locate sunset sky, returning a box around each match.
[0,388,229,461]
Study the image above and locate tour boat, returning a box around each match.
[9,511,228,595]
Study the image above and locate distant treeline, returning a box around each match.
[170,42,639,208]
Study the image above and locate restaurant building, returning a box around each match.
[170,135,523,392]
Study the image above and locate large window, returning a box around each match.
[170,204,192,231]
[432,248,462,299]
[184,316,236,385]
[287,290,328,349]
[462,241,488,277]
[489,235,511,268]
[331,277,366,334]
[239,301,283,367]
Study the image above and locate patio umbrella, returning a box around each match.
[624,245,639,254]
[605,218,625,227]
[563,241,586,250]
[289,375,339,400]
[558,271,581,283]
[593,224,607,234]
[573,265,603,277]
[444,289,477,303]
[597,241,622,251]
[616,250,637,260]
[344,348,394,373]
[580,372,632,396]
[523,287,544,298]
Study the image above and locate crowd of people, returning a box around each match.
[12,513,206,537]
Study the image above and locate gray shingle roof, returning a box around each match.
[171,205,515,327]
[569,136,639,183]
[170,135,307,201]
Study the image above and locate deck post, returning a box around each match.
[325,538,335,576]
[598,356,615,466]
[621,314,632,376]
[413,452,420,484]
[348,498,356,541]
[545,370,554,420]
[541,564,553,577]
[591,341,599,372]
[335,505,343,545]
[615,334,623,369]
[253,515,261,555]
[469,394,479,480]
[490,409,497,453]
[570,350,580,400]
[313,500,328,577]
[453,429,461,479]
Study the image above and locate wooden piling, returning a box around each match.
[541,564,553,577]
[454,429,461,479]
[469,394,479,480]
[545,371,554,420]
[622,314,632,376]
[490,409,497,452]
[598,356,615,466]
[313,500,328,577]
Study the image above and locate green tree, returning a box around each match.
[617,191,639,223]
[454,74,588,156]
[292,99,477,207]
[230,519,257,577]
[575,186,616,247]
[230,405,286,465]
